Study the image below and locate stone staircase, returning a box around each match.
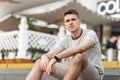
[0,69,57,80]
[103,68,120,80]
[0,68,120,80]
[0,61,120,80]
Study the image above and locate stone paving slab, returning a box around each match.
[104,68,120,75]
[0,68,120,80]
[0,69,58,80]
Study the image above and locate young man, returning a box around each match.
[25,9,104,80]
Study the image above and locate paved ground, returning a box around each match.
[104,68,120,80]
[0,69,57,80]
[0,68,120,80]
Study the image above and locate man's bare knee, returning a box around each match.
[71,53,83,64]
[35,59,41,64]
[34,59,41,67]
[71,53,88,69]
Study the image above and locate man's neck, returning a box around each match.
[71,29,82,40]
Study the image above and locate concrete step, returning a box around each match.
[0,61,120,80]
[0,68,120,80]
[103,68,120,80]
[0,69,58,80]
[104,75,120,80]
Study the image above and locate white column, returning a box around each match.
[16,17,29,59]
[107,48,113,61]
[58,26,66,39]
[0,52,2,59]
[80,24,87,29]
[117,36,120,61]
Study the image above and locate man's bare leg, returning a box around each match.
[25,59,43,80]
[63,53,88,80]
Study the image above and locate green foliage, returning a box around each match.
[100,43,107,55]
[27,47,48,54]
[27,47,48,60]
[27,17,41,31]
[15,16,41,31]
[0,49,18,60]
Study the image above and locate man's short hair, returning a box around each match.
[64,9,79,18]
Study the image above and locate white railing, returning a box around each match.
[27,30,57,51]
[0,31,19,51]
[0,17,58,59]
[0,30,57,59]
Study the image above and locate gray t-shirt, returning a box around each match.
[54,29,104,74]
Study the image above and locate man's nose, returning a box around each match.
[69,20,73,25]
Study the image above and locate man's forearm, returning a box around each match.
[56,49,75,59]
[56,38,95,59]
[56,46,84,59]
[42,54,52,60]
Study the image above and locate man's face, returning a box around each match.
[64,14,81,33]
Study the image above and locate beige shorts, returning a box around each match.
[53,62,100,80]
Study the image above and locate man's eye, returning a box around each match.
[66,20,70,22]
[72,18,76,21]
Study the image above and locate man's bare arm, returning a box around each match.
[56,38,95,59]
[42,48,61,59]
[40,48,61,72]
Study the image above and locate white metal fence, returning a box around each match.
[28,30,57,51]
[0,30,57,59]
[0,31,18,51]
[0,17,60,59]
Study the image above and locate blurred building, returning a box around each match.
[0,0,120,58]
[0,0,120,41]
